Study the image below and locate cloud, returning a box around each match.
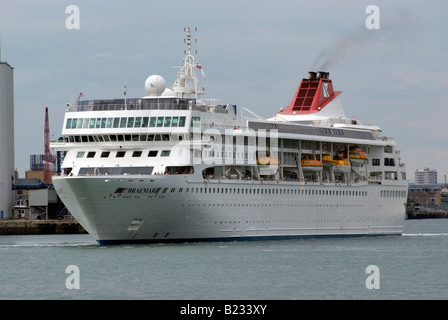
[3,0,447,180]
[125,53,145,61]
[14,68,52,84]
[90,52,116,59]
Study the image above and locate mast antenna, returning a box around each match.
[174,27,204,100]
[184,27,198,55]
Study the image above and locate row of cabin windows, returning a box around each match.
[128,186,371,197]
[64,133,175,143]
[380,190,407,198]
[76,150,171,159]
[149,186,371,197]
[121,185,406,199]
[65,116,188,129]
[178,187,369,197]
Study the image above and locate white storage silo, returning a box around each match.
[0,61,14,218]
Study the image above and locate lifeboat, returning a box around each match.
[257,157,280,166]
[347,147,367,167]
[301,159,323,172]
[322,154,336,167]
[257,156,279,176]
[333,159,351,173]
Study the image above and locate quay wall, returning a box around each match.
[0,219,86,235]
[407,210,448,219]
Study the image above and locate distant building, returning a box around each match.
[13,177,50,219]
[408,183,441,206]
[415,168,437,185]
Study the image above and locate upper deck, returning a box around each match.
[72,97,235,114]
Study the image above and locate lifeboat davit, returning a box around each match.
[301,159,323,172]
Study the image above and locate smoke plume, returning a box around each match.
[311,9,415,71]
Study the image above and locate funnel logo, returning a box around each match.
[322,83,330,98]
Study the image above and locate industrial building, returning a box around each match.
[13,155,59,219]
[0,61,14,219]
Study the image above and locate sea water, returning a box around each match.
[0,219,447,300]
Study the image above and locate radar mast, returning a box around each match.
[172,27,205,100]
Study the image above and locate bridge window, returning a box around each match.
[164,117,171,127]
[179,116,186,127]
[191,117,200,127]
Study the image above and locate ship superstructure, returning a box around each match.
[51,28,408,244]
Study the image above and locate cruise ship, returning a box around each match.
[51,28,408,245]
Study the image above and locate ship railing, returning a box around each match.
[59,168,196,177]
[379,136,395,142]
[70,102,231,114]
[201,176,371,186]
[368,176,382,184]
[72,103,188,112]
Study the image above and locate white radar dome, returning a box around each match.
[145,75,166,96]
[162,88,175,96]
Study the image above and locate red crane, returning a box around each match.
[44,107,51,184]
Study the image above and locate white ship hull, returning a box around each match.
[53,174,406,244]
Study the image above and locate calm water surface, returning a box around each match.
[1,219,447,300]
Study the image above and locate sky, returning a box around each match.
[0,0,447,182]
